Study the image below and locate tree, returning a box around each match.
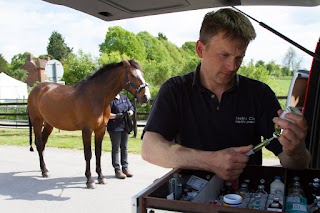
[282,47,303,73]
[0,54,8,73]
[137,31,171,62]
[238,60,269,83]
[98,51,130,66]
[47,31,73,61]
[157,32,168,41]
[265,61,282,77]
[62,50,97,85]
[181,42,197,55]
[7,52,28,81]
[99,26,146,61]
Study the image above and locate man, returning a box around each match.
[141,8,310,181]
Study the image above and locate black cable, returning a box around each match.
[232,6,320,62]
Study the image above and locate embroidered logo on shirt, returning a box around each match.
[235,116,255,124]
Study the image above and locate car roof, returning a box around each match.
[42,0,320,21]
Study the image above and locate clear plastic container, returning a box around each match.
[223,194,243,207]
[270,176,285,196]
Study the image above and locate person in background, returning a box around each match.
[141,8,310,181]
[107,93,134,179]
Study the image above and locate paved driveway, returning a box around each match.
[0,146,170,213]
[0,146,279,213]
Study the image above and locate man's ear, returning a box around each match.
[196,40,205,58]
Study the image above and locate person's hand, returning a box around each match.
[115,113,123,119]
[208,145,252,180]
[273,109,308,156]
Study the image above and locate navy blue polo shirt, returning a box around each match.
[107,94,134,132]
[144,64,283,165]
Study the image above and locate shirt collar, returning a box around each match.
[192,63,239,93]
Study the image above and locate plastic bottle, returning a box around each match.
[309,196,320,213]
[238,183,249,199]
[243,178,252,192]
[267,195,283,212]
[255,184,268,209]
[225,181,235,194]
[270,176,285,196]
[288,181,305,198]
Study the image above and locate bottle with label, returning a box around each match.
[243,178,252,192]
[306,178,319,205]
[270,176,285,197]
[267,195,283,212]
[288,176,302,195]
[256,184,268,197]
[309,196,320,213]
[238,183,249,199]
[255,184,268,209]
[288,181,305,198]
[225,181,235,194]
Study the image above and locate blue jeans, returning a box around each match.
[108,131,129,172]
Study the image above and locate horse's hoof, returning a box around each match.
[86,182,96,189]
[98,177,107,184]
[42,172,49,178]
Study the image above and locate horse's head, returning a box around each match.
[123,59,151,104]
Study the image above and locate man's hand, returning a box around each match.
[208,145,252,180]
[273,109,307,156]
[115,113,123,119]
[273,109,311,169]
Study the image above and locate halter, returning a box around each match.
[125,68,149,96]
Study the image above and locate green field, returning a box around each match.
[0,78,290,159]
[0,128,277,159]
[0,128,143,154]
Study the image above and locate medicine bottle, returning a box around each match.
[270,176,285,196]
[267,195,283,212]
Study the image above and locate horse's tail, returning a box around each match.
[28,111,34,152]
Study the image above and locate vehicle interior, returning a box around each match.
[42,0,320,168]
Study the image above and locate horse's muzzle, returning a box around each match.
[139,94,150,104]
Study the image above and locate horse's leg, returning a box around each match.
[82,129,95,189]
[37,123,54,177]
[42,122,53,146]
[94,128,107,184]
[32,119,50,177]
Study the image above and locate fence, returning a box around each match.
[0,96,287,137]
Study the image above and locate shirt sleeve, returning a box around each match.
[143,79,179,141]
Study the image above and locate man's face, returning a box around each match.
[196,32,248,88]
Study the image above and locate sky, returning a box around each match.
[0,0,319,69]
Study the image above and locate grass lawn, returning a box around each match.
[0,127,277,159]
[0,128,142,154]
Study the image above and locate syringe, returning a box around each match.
[246,106,301,156]
[246,106,302,156]
[246,132,281,156]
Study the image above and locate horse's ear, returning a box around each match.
[122,59,130,67]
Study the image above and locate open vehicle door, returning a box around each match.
[42,0,320,168]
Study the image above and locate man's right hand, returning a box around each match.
[208,145,252,180]
[115,113,123,118]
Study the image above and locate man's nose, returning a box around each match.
[226,58,237,70]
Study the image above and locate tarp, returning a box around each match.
[0,72,28,102]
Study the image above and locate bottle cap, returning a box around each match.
[223,194,243,207]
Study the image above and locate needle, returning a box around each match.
[246,131,281,156]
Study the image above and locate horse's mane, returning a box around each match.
[84,59,141,82]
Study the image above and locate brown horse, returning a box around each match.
[27,59,150,188]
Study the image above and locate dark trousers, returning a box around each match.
[108,131,129,172]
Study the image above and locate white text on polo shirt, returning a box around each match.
[235,116,255,124]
